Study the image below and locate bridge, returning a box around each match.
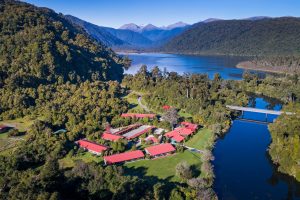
[226,105,294,115]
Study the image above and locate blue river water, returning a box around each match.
[213,97,300,200]
[121,53,259,80]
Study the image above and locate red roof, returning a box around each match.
[181,122,198,131]
[104,150,144,164]
[145,135,159,143]
[171,134,185,142]
[101,132,123,141]
[145,143,176,156]
[121,113,156,118]
[77,140,108,153]
[162,105,171,110]
[175,127,194,136]
[165,127,195,142]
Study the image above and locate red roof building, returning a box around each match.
[145,135,159,144]
[77,139,108,155]
[114,124,141,135]
[165,123,198,143]
[104,150,144,165]
[162,105,171,110]
[171,134,185,143]
[181,122,198,131]
[101,132,123,141]
[124,126,154,140]
[145,143,176,157]
[175,127,194,136]
[121,113,156,119]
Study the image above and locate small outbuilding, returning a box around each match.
[77,139,108,155]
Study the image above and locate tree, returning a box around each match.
[175,161,193,181]
[163,108,179,130]
[153,182,165,200]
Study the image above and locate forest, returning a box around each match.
[162,17,300,56]
[122,65,249,135]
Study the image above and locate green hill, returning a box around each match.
[162,17,300,56]
[0,0,124,87]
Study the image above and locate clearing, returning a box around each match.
[124,150,202,183]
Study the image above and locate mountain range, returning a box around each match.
[65,15,190,50]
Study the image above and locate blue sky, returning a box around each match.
[24,0,300,28]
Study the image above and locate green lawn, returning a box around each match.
[59,152,103,169]
[184,129,214,150]
[123,93,144,112]
[0,131,24,154]
[0,116,38,154]
[178,110,193,118]
[125,150,202,182]
[0,116,42,132]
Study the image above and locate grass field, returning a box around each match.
[0,116,42,132]
[125,150,202,182]
[0,116,38,154]
[123,92,145,112]
[59,152,103,169]
[0,132,24,155]
[184,129,214,150]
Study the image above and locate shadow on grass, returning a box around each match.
[124,165,187,194]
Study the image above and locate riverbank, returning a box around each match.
[236,61,297,74]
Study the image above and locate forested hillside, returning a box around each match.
[0,0,125,86]
[162,17,300,56]
[0,1,152,199]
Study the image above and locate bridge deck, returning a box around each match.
[226,105,292,115]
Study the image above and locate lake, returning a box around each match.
[213,97,300,199]
[121,53,259,80]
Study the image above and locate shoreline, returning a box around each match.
[236,61,296,74]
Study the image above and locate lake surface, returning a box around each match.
[120,53,257,80]
[213,97,300,199]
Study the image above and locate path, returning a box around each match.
[183,145,204,154]
[138,96,150,112]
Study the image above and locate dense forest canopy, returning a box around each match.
[162,17,300,56]
[0,0,125,86]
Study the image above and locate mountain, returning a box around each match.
[162,17,300,56]
[0,0,124,86]
[64,15,127,47]
[118,22,190,46]
[142,24,160,31]
[202,18,222,23]
[66,16,153,49]
[165,22,189,29]
[67,16,190,50]
[119,23,142,32]
[244,16,271,21]
[103,27,154,48]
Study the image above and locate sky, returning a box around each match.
[23,0,300,28]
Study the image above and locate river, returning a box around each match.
[213,97,300,199]
[120,52,260,80]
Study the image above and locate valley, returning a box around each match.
[0,0,300,200]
